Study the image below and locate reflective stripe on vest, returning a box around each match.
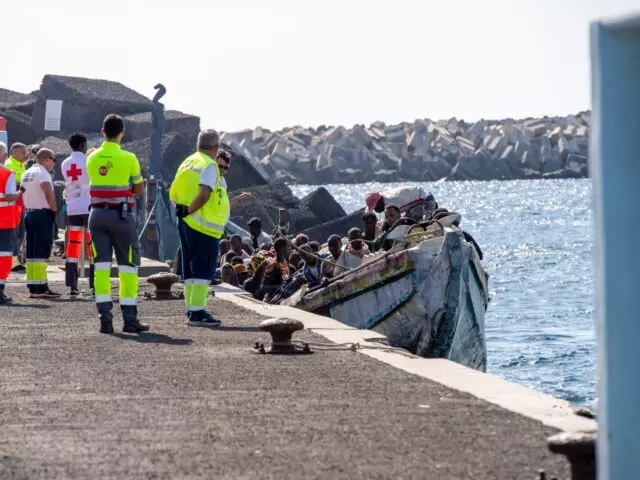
[169,152,229,238]
[87,142,141,207]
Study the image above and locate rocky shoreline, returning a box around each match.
[221,113,590,184]
[0,74,591,251]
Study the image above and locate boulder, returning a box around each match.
[31,74,153,136]
[541,153,564,174]
[301,208,365,243]
[122,131,195,181]
[122,110,200,143]
[299,187,346,224]
[0,88,36,116]
[1,110,39,146]
[422,156,453,181]
[228,183,319,234]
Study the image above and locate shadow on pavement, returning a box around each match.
[216,326,262,333]
[6,304,51,309]
[112,332,193,345]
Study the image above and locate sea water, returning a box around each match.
[290,179,596,407]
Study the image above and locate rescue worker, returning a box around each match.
[20,148,61,298]
[0,142,19,304]
[87,114,148,334]
[6,142,27,271]
[61,132,94,297]
[170,129,229,327]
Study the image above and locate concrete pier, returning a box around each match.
[0,270,594,479]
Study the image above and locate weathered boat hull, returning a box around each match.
[283,230,489,371]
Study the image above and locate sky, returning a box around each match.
[5,0,640,132]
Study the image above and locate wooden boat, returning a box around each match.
[282,220,489,371]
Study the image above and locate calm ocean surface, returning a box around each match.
[290,179,596,407]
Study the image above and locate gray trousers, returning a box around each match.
[88,208,140,267]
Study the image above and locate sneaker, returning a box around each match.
[40,289,62,299]
[69,288,79,297]
[187,311,222,328]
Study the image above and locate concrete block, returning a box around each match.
[456,137,476,155]
[122,110,200,143]
[422,156,452,181]
[31,74,152,136]
[0,88,36,116]
[323,126,347,144]
[487,135,503,152]
[514,140,527,158]
[541,153,564,173]
[575,125,589,137]
[300,187,346,223]
[252,126,265,143]
[520,150,542,173]
[1,109,39,146]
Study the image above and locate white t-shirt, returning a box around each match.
[61,151,90,216]
[4,172,16,195]
[21,164,53,209]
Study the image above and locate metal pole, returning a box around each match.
[590,13,640,479]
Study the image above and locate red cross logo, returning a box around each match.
[66,163,83,182]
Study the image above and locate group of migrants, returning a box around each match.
[209,184,479,306]
[0,113,475,333]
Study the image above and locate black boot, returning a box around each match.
[0,285,12,305]
[98,301,114,334]
[121,305,149,333]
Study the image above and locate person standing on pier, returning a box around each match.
[87,114,148,334]
[61,132,94,297]
[170,129,230,327]
[6,142,28,272]
[0,143,19,304]
[20,148,61,298]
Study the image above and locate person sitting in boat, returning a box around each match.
[361,212,378,243]
[405,192,438,222]
[333,228,370,275]
[218,239,230,266]
[257,237,291,302]
[220,262,240,287]
[346,228,370,258]
[299,244,327,288]
[247,217,272,250]
[326,234,343,264]
[229,234,251,262]
[243,252,270,297]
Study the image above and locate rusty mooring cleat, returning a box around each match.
[547,431,596,480]
[146,273,180,300]
[254,318,312,354]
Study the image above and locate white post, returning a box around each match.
[590,12,640,480]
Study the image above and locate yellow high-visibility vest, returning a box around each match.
[169,151,229,239]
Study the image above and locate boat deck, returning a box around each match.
[0,273,580,479]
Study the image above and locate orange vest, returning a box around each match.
[0,166,19,229]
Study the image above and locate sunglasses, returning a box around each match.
[44,156,56,162]
[218,163,229,171]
